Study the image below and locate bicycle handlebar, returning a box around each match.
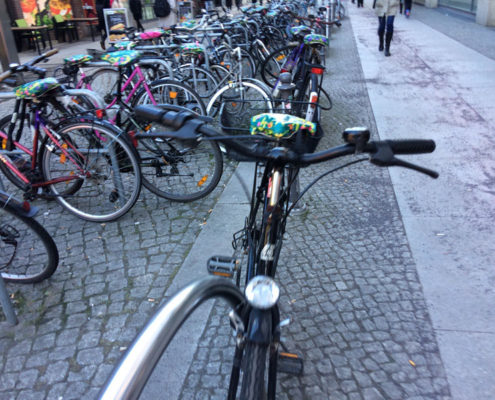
[133,106,439,178]
[0,48,58,83]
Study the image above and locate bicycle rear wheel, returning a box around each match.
[132,81,224,201]
[259,44,299,88]
[135,134,224,202]
[0,201,58,283]
[41,121,141,222]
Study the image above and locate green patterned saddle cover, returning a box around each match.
[178,20,197,29]
[180,43,203,55]
[112,41,137,51]
[101,50,141,66]
[290,25,312,37]
[15,78,61,99]
[250,113,316,139]
[63,54,93,66]
[304,33,329,47]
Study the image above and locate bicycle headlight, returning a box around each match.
[245,276,280,309]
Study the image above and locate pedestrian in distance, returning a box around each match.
[95,0,111,49]
[130,0,145,31]
[373,0,399,57]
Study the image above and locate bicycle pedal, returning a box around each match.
[277,352,304,375]
[207,255,237,278]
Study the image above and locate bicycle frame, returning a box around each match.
[76,64,158,124]
[0,104,88,190]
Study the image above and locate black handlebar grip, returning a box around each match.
[387,139,436,154]
[28,66,47,77]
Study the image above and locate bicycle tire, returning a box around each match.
[134,132,224,202]
[0,115,84,198]
[176,64,219,99]
[41,121,141,222]
[259,44,299,88]
[240,342,269,400]
[131,80,224,201]
[0,201,58,283]
[0,115,31,190]
[206,81,273,133]
[86,67,122,104]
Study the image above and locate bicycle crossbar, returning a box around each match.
[98,276,245,400]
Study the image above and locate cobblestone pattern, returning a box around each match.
[0,128,237,398]
[179,18,451,400]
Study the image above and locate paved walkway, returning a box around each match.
[351,2,495,399]
[0,4,494,400]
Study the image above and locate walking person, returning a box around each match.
[357,0,364,8]
[129,0,144,31]
[374,0,399,57]
[96,0,111,49]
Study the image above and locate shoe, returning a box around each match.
[405,9,410,17]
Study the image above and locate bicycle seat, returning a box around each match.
[111,41,137,51]
[179,43,204,55]
[101,50,141,67]
[250,113,316,139]
[290,25,312,38]
[139,29,168,40]
[304,33,329,47]
[15,78,61,99]
[63,54,93,66]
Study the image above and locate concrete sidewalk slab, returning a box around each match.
[350,3,495,399]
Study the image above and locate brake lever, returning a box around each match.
[388,157,439,178]
[370,142,439,178]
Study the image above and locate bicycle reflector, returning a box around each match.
[311,67,324,75]
[245,276,280,309]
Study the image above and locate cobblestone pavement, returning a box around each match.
[0,133,237,398]
[0,12,452,400]
[179,15,451,400]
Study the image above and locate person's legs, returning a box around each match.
[377,16,385,51]
[404,0,412,16]
[384,15,394,56]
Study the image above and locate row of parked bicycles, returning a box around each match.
[2,1,439,399]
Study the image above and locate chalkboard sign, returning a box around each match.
[103,8,130,43]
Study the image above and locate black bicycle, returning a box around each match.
[99,106,438,400]
[0,190,59,283]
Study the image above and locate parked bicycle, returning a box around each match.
[0,50,142,222]
[99,106,438,400]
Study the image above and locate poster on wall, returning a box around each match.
[103,8,130,43]
[20,0,72,26]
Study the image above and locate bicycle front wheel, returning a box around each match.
[240,342,269,400]
[0,202,58,283]
[42,122,141,222]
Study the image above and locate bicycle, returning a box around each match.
[0,51,142,222]
[100,107,438,399]
[0,188,58,283]
[56,49,224,203]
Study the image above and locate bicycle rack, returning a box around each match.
[99,276,245,400]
